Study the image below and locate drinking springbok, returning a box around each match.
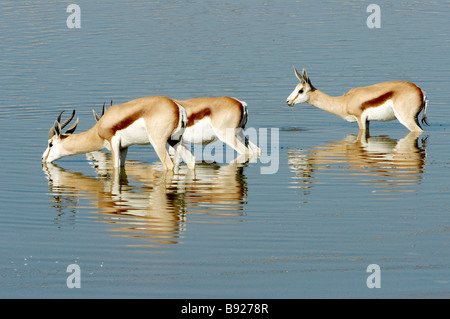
[173,97,261,158]
[286,67,429,132]
[94,97,261,165]
[42,96,195,170]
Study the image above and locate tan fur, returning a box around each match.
[44,96,184,170]
[287,68,428,133]
[174,97,244,130]
[306,82,426,131]
[174,96,260,157]
[360,91,394,111]
[97,96,179,141]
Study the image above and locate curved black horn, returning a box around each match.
[48,111,65,139]
[60,110,76,130]
[49,110,75,139]
[56,110,64,123]
[64,117,79,135]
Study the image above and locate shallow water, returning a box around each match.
[1,1,449,298]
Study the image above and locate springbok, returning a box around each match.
[286,67,429,132]
[42,96,195,170]
[94,97,260,165]
[172,97,261,160]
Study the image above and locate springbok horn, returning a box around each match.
[59,110,76,130]
[49,110,75,139]
[64,117,79,135]
[56,110,65,123]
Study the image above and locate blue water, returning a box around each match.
[1,0,449,298]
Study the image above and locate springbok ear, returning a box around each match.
[302,68,314,89]
[52,120,62,138]
[293,66,304,83]
[93,102,107,122]
[92,109,101,122]
[302,68,308,82]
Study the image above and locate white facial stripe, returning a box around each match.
[287,83,309,105]
[42,136,64,163]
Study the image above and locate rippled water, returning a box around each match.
[43,153,249,248]
[288,132,428,197]
[1,1,449,298]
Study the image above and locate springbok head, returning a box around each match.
[42,110,79,163]
[286,67,315,106]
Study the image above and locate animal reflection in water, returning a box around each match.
[43,151,248,248]
[288,131,427,196]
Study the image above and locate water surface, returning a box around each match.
[1,0,449,298]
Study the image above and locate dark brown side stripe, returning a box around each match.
[361,91,394,111]
[187,108,211,127]
[110,111,144,135]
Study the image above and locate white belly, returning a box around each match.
[181,117,218,145]
[117,118,150,147]
[363,100,396,122]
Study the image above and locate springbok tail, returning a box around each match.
[168,102,188,146]
[234,98,248,129]
[420,90,429,126]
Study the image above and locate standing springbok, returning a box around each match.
[42,96,195,170]
[286,67,429,132]
[172,97,261,159]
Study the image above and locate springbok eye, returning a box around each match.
[298,89,304,94]
[49,141,53,148]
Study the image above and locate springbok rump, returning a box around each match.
[42,96,195,170]
[286,67,429,132]
[172,97,261,163]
